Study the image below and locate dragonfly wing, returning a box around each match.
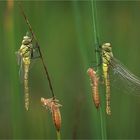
[19,59,24,83]
[32,44,40,59]
[109,57,140,96]
[15,51,21,66]
[15,51,24,83]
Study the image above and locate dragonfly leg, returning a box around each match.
[30,36,34,42]
[31,45,41,59]
[92,61,102,68]
[31,54,40,59]
[98,75,104,85]
[95,48,101,53]
[94,42,101,52]
[94,45,102,67]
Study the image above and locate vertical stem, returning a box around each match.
[90,0,107,139]
[56,131,61,140]
[91,0,99,66]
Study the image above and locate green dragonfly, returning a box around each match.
[16,33,39,110]
[101,43,140,115]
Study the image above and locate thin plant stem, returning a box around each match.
[18,3,55,99]
[90,0,107,139]
[56,131,61,140]
[91,0,100,66]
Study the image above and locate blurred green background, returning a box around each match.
[1,0,140,139]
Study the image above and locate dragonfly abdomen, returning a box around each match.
[105,74,111,115]
[24,61,30,111]
[103,63,111,115]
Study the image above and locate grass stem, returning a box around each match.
[56,131,61,140]
[90,0,107,139]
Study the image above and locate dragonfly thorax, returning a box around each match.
[19,44,32,58]
[102,43,113,65]
[102,43,112,52]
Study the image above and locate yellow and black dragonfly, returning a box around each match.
[16,32,40,111]
[100,43,140,115]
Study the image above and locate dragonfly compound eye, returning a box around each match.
[102,43,111,48]
[102,43,112,52]
[22,36,32,45]
[23,35,31,40]
[104,43,111,47]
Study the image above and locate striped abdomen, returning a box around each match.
[23,58,30,111]
[87,68,100,108]
[41,98,62,132]
[103,63,111,115]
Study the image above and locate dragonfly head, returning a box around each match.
[102,43,112,52]
[22,35,32,45]
[87,68,96,76]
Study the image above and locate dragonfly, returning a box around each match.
[41,97,62,132]
[16,32,39,111]
[101,42,140,115]
[87,68,100,109]
[101,43,113,115]
[19,3,55,99]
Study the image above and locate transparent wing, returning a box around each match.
[28,44,40,69]
[15,51,24,83]
[19,59,24,83]
[108,57,140,96]
[15,51,21,66]
[31,43,40,59]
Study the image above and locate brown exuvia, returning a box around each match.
[87,68,100,108]
[41,97,62,132]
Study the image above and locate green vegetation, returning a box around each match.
[1,1,140,139]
